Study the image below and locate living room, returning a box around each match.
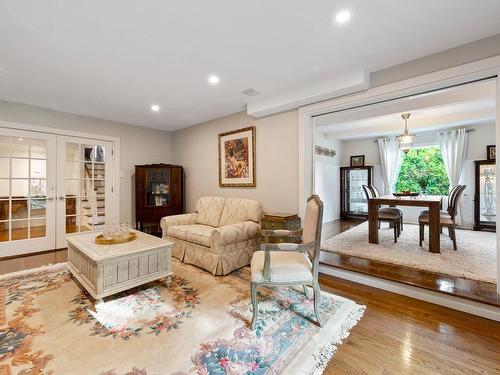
[1,1,500,374]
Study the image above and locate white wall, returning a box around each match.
[331,123,496,227]
[172,110,298,214]
[314,131,342,223]
[0,100,173,225]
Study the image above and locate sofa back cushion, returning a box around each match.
[219,198,262,226]
[195,197,226,227]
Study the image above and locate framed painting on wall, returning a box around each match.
[218,126,256,187]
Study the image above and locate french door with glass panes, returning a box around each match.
[0,130,57,256]
[55,136,113,248]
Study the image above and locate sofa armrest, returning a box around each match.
[212,221,261,247]
[161,213,198,236]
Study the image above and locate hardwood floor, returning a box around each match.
[321,219,499,306]
[319,274,500,374]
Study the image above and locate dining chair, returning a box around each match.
[362,185,401,243]
[369,185,404,231]
[250,194,323,329]
[418,185,466,250]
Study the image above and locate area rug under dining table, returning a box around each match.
[0,259,365,375]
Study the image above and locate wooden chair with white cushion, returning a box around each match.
[362,185,401,243]
[250,194,323,329]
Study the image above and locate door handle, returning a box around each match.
[58,196,66,201]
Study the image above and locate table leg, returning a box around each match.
[368,200,379,244]
[428,202,440,253]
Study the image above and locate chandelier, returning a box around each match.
[396,113,415,153]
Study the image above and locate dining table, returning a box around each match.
[368,195,443,253]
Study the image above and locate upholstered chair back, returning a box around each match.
[302,195,323,277]
[449,185,466,220]
[362,184,374,200]
[446,185,460,213]
[369,185,381,197]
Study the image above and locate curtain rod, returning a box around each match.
[374,128,475,142]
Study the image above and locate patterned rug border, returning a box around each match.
[0,262,67,280]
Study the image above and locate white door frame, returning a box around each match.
[0,121,121,252]
[298,55,500,293]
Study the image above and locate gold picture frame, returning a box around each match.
[218,126,256,187]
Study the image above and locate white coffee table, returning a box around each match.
[66,229,173,301]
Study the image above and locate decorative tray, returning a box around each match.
[393,192,420,197]
[95,231,137,245]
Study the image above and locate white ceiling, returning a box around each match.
[1,1,500,131]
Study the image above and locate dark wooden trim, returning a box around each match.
[340,166,373,219]
[473,159,496,232]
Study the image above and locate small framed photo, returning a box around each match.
[350,155,365,167]
[487,145,496,160]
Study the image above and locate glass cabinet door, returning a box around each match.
[478,164,496,224]
[347,168,369,214]
[146,168,171,207]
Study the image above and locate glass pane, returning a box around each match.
[82,162,93,179]
[0,136,10,157]
[30,199,46,218]
[11,138,29,158]
[12,179,28,198]
[65,161,80,179]
[11,199,28,219]
[81,179,94,197]
[94,179,105,195]
[0,200,9,220]
[479,164,496,223]
[95,146,105,162]
[94,163,105,179]
[66,180,79,196]
[30,139,47,159]
[12,220,28,240]
[31,159,46,178]
[66,197,78,216]
[83,146,93,162]
[30,219,46,238]
[66,216,77,234]
[30,179,46,198]
[11,159,29,178]
[0,221,9,242]
[0,179,8,198]
[0,158,9,178]
[66,143,80,161]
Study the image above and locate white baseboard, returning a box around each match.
[319,264,500,322]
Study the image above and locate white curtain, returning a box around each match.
[438,128,469,224]
[377,138,402,195]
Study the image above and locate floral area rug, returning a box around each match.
[0,260,365,375]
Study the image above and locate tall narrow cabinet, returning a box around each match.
[135,164,184,237]
[473,159,496,232]
[340,166,373,218]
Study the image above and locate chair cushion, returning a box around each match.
[419,209,449,216]
[167,224,215,246]
[194,197,226,227]
[251,250,313,283]
[418,213,454,225]
[378,210,400,220]
[219,198,262,226]
[379,207,402,215]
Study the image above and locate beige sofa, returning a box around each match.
[161,197,262,275]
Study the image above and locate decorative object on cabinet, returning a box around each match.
[340,166,373,218]
[218,126,256,187]
[486,145,496,160]
[261,213,302,243]
[474,160,496,232]
[350,155,365,167]
[135,164,184,237]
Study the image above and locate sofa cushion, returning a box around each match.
[219,198,262,226]
[195,197,226,227]
[167,224,215,246]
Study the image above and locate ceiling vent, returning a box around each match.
[241,88,261,97]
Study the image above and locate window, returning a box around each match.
[394,146,449,195]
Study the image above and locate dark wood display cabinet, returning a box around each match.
[135,164,184,237]
[473,159,496,232]
[340,166,373,219]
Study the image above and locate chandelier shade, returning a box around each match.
[396,113,415,153]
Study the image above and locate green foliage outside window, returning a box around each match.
[394,146,449,195]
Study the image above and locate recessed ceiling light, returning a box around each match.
[208,75,220,85]
[18,137,24,141]
[335,10,351,24]
[150,104,160,112]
